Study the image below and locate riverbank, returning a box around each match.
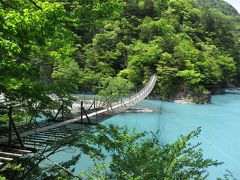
[105,95,240,178]
[173,92,211,104]
[31,92,240,179]
[173,88,240,104]
[174,99,189,104]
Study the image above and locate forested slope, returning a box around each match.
[0,0,239,178]
[77,0,240,102]
[78,0,240,102]
[1,0,240,111]
[195,0,239,16]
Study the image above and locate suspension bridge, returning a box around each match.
[0,75,157,167]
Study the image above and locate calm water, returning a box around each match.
[48,90,240,179]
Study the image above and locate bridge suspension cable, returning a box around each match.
[0,75,157,143]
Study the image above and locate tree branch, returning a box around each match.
[28,0,42,10]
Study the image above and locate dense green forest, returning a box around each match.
[195,0,239,16]
[0,0,239,179]
[1,0,240,108]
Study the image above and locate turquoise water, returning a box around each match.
[48,91,240,179]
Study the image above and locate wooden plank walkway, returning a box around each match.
[0,145,35,167]
[0,75,157,144]
[0,75,157,169]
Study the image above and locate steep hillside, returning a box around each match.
[1,0,240,107]
[195,0,238,16]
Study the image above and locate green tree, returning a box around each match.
[139,17,175,42]
[98,76,134,102]
[0,0,78,119]
[0,125,223,179]
[118,39,162,87]
[81,125,222,179]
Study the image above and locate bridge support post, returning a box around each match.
[8,115,12,146]
[80,101,91,124]
[61,103,64,121]
[8,106,24,149]
[52,103,63,121]
[121,99,126,108]
[87,98,96,111]
[129,97,134,104]
[80,101,83,123]
[94,98,98,121]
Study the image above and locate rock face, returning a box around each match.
[174,87,212,104]
[188,92,211,104]
[174,92,211,104]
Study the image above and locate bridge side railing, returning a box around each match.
[0,75,157,143]
[112,74,157,109]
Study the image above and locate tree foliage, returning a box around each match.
[0,125,223,179]
[0,0,239,177]
[80,125,222,179]
[195,0,239,16]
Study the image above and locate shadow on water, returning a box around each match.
[220,92,240,95]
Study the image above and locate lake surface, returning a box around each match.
[48,90,240,179]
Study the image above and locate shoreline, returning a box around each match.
[173,99,189,104]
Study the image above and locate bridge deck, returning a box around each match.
[0,75,157,143]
